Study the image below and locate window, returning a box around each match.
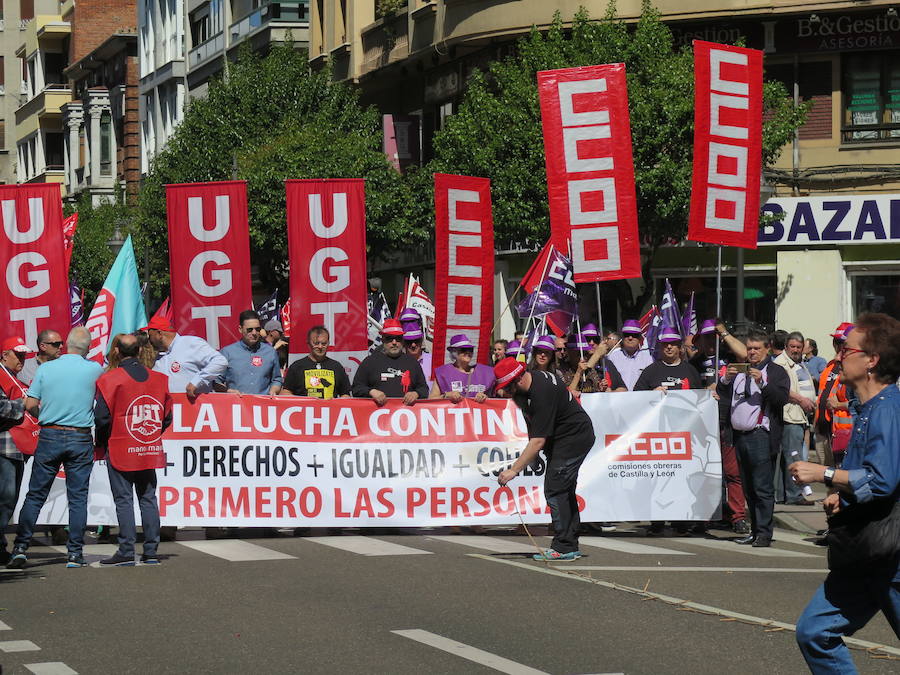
[20,0,34,22]
[854,273,900,320]
[766,62,833,141]
[45,133,64,169]
[100,112,112,174]
[843,51,900,142]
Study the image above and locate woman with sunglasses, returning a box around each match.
[430,335,495,402]
[528,335,563,378]
[789,313,900,673]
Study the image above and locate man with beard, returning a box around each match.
[283,325,351,399]
[494,357,596,561]
[352,319,428,405]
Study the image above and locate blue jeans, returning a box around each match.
[797,559,900,673]
[107,463,160,557]
[775,423,806,503]
[0,455,25,552]
[14,428,94,555]
[734,428,776,541]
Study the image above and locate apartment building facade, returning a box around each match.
[310,0,900,348]
[139,0,310,176]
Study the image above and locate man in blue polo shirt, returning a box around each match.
[219,310,282,395]
[7,327,103,569]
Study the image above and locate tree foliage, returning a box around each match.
[428,3,806,311]
[135,43,422,300]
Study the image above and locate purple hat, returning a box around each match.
[657,324,682,343]
[566,333,592,351]
[531,335,556,352]
[506,340,523,357]
[398,307,421,323]
[698,319,717,335]
[581,323,599,338]
[621,319,642,335]
[403,327,424,341]
[448,334,475,350]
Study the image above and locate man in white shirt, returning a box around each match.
[143,316,227,400]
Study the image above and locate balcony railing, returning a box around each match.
[230,0,310,43]
[841,123,900,143]
[188,32,225,68]
[361,11,409,76]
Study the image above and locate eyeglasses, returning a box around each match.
[840,346,866,358]
[41,341,63,348]
[243,327,262,333]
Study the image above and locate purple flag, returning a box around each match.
[660,278,683,338]
[70,283,84,326]
[516,249,577,318]
[682,292,697,337]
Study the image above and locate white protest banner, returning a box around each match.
[15,391,720,526]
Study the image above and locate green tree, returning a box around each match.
[428,3,806,313]
[136,43,422,301]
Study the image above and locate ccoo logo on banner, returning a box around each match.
[14,391,721,527]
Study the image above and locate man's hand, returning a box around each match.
[227,388,242,395]
[474,392,487,403]
[788,460,825,485]
[186,383,200,402]
[498,468,518,486]
[403,391,419,406]
[823,492,842,517]
[723,365,738,384]
[654,386,667,392]
[445,391,463,403]
[799,396,816,414]
[825,396,847,412]
[749,367,763,385]
[597,378,608,392]
[370,389,387,406]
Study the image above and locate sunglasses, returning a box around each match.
[383,335,403,343]
[41,341,63,348]
[243,327,262,333]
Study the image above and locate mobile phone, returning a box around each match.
[732,363,751,373]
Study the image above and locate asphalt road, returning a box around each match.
[1,524,898,675]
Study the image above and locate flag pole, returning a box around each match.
[715,245,723,368]
[521,244,556,341]
[490,284,522,339]
[594,281,603,339]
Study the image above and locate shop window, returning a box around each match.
[661,275,777,332]
[842,51,900,142]
[765,62,833,140]
[45,133,64,169]
[100,112,112,175]
[854,274,900,320]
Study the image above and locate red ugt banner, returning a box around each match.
[0,184,70,348]
[286,180,368,353]
[166,181,253,349]
[433,174,494,368]
[688,41,763,249]
[538,64,641,282]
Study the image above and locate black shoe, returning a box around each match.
[752,537,772,548]
[100,553,135,567]
[735,535,756,545]
[66,553,87,568]
[732,519,751,535]
[646,522,665,537]
[140,554,160,565]
[789,498,817,506]
[6,546,27,569]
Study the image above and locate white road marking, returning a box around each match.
[578,537,694,556]
[469,554,900,658]
[0,619,10,630]
[426,536,537,554]
[392,629,549,674]
[674,537,816,557]
[25,663,78,675]
[566,566,827,573]
[305,536,432,556]
[178,540,296,562]
[0,640,40,652]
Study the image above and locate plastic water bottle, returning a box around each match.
[790,448,814,497]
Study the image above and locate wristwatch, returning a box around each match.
[823,466,836,487]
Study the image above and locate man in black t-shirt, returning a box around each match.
[351,319,428,405]
[494,358,596,562]
[634,325,702,392]
[282,326,351,399]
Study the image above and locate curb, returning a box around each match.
[773,511,822,535]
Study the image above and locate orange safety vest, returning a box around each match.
[815,360,853,431]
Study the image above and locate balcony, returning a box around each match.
[360,11,409,76]
[15,16,71,58]
[15,86,72,139]
[230,0,309,44]
[188,32,225,69]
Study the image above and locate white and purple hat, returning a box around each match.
[506,340,524,357]
[398,307,421,323]
[566,333,592,351]
[403,327,425,341]
[531,335,556,353]
[698,319,717,335]
[657,324,682,343]
[581,323,599,338]
[621,319,642,335]
[448,334,475,351]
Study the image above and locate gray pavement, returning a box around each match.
[1,525,898,674]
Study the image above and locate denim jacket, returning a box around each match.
[842,384,900,506]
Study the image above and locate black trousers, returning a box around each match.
[734,428,776,541]
[544,450,589,553]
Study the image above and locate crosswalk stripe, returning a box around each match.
[392,629,549,674]
[566,566,827,573]
[578,537,694,556]
[426,536,537,554]
[25,663,78,675]
[0,620,10,630]
[178,540,296,561]
[0,640,40,652]
[305,536,432,556]
[675,537,817,558]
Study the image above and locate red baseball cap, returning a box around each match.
[381,318,404,337]
[141,315,175,332]
[494,357,526,388]
[1,336,31,354]
[830,322,854,341]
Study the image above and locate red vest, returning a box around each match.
[96,367,171,471]
[0,366,39,455]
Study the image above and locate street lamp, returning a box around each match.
[735,175,776,330]
[106,219,126,257]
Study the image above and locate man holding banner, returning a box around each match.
[145,315,227,401]
[352,319,428,405]
[495,358,595,562]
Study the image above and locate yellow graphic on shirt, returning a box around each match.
[304,368,336,399]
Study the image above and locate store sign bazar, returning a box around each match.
[759,195,900,246]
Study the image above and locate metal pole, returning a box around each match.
[716,246,722,367]
[736,247,745,331]
[594,281,603,338]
